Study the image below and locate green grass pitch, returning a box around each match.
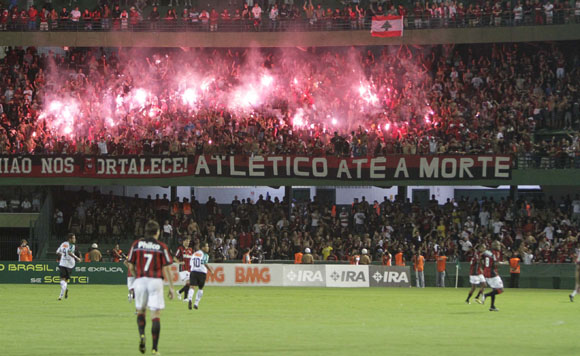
[0,285,578,356]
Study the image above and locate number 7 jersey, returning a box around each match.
[127,237,173,279]
[190,250,209,274]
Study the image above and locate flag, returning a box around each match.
[371,15,403,38]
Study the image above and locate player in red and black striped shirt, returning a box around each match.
[480,241,507,311]
[175,239,194,300]
[127,221,174,355]
[465,245,487,304]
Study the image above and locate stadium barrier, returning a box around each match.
[0,262,126,284]
[418,262,577,290]
[170,264,411,288]
[1,262,575,289]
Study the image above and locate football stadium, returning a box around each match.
[0,1,579,354]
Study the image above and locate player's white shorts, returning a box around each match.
[127,276,135,290]
[179,271,190,282]
[486,276,504,289]
[133,277,165,311]
[469,274,486,285]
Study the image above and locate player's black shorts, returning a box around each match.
[59,266,72,280]
[190,271,207,289]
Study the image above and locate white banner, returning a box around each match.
[167,264,407,288]
[283,265,326,287]
[325,265,370,288]
[205,264,283,287]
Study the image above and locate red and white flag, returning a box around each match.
[371,15,403,37]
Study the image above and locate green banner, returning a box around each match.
[0,262,127,285]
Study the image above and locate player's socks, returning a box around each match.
[194,289,204,308]
[485,290,498,308]
[152,318,160,352]
[137,314,146,336]
[572,290,578,297]
[178,285,189,297]
[59,280,67,299]
[187,288,194,309]
[466,291,473,302]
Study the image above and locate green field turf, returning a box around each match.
[0,285,578,356]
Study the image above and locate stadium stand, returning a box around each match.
[0,0,579,32]
[0,43,578,166]
[52,187,580,264]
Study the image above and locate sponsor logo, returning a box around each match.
[286,270,323,282]
[330,270,366,282]
[85,266,124,273]
[40,276,89,284]
[325,266,369,287]
[372,271,409,283]
[169,264,180,283]
[207,267,225,283]
[137,241,161,250]
[235,267,271,284]
[4,264,55,272]
[369,266,411,287]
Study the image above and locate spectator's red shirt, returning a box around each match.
[129,11,139,25]
[28,8,38,20]
[210,11,219,24]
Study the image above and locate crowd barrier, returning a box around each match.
[0,262,125,284]
[1,262,576,289]
[169,264,412,288]
[0,262,411,288]
[2,9,579,33]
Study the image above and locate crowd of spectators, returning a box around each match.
[0,187,44,212]
[1,0,580,32]
[55,187,580,264]
[0,44,579,167]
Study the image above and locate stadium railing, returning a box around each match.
[515,152,580,170]
[2,8,578,32]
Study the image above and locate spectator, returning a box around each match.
[89,243,103,262]
[17,239,33,261]
[413,251,425,288]
[359,248,371,265]
[111,243,125,262]
[9,196,20,212]
[21,198,32,211]
[436,251,448,287]
[302,248,314,264]
[0,196,8,212]
[252,3,262,31]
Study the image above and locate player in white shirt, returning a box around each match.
[187,242,214,310]
[569,243,580,302]
[56,233,81,300]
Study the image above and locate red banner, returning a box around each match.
[0,155,511,180]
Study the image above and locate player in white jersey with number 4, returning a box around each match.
[569,243,580,302]
[56,233,81,301]
[188,242,214,310]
